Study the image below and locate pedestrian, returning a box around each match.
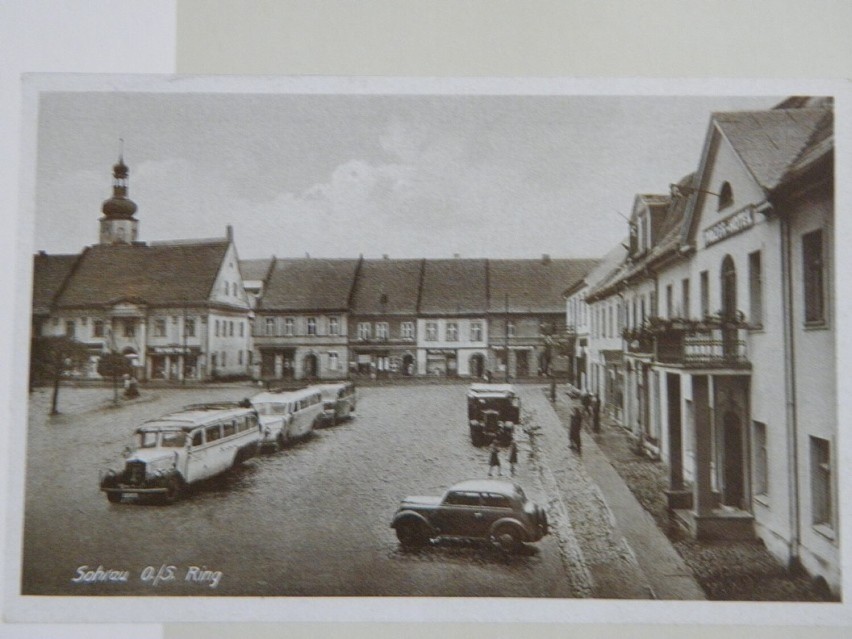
[581,391,591,415]
[508,441,519,476]
[569,407,583,454]
[592,393,601,433]
[488,440,502,476]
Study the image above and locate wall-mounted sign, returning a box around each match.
[703,206,754,247]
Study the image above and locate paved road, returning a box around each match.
[21,384,584,597]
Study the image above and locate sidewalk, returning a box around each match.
[520,386,706,600]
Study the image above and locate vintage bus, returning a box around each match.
[250,386,324,450]
[99,404,262,504]
[312,381,357,427]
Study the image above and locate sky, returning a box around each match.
[33,87,780,260]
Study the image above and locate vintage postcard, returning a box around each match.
[5,75,849,623]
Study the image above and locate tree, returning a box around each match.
[97,352,133,405]
[30,335,89,415]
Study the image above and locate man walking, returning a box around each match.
[592,393,601,433]
[488,440,502,476]
[508,441,519,476]
[569,406,583,454]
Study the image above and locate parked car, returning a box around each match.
[312,381,357,427]
[467,383,520,446]
[99,404,262,504]
[250,387,323,451]
[390,478,548,551]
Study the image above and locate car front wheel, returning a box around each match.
[491,525,522,552]
[395,521,430,548]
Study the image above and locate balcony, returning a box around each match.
[655,326,750,369]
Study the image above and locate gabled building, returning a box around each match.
[489,256,597,379]
[582,99,837,595]
[34,157,253,381]
[417,259,489,377]
[253,257,360,380]
[348,258,424,377]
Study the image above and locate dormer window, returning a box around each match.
[718,181,733,210]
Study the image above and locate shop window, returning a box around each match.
[802,229,825,324]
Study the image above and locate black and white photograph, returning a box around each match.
[5,74,845,623]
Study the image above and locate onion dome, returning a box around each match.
[101,156,138,219]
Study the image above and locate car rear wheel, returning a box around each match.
[106,491,122,504]
[396,520,430,548]
[491,525,522,552]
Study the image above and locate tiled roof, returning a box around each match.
[350,259,423,315]
[419,259,488,315]
[715,108,829,192]
[55,241,231,308]
[488,259,598,313]
[32,253,80,315]
[260,258,360,311]
[240,258,273,282]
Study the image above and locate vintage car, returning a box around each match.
[250,387,324,451]
[390,479,548,551]
[312,381,357,427]
[99,404,262,504]
[467,383,520,446]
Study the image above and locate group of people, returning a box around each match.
[487,440,519,477]
[485,388,603,474]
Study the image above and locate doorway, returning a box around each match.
[722,410,745,508]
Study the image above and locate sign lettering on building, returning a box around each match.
[703,206,755,247]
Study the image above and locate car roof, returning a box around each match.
[468,383,516,396]
[139,406,254,431]
[252,387,321,403]
[447,479,521,495]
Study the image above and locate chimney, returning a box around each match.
[38,250,47,256]
[226,225,234,242]
[542,253,551,264]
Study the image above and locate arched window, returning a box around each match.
[718,181,733,210]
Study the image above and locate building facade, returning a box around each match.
[252,258,358,381]
[33,159,253,381]
[579,100,838,594]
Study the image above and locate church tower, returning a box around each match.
[99,152,139,245]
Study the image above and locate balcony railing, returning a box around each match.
[655,327,749,368]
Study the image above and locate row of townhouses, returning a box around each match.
[32,157,597,384]
[564,97,837,594]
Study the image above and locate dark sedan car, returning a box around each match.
[390,479,548,551]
